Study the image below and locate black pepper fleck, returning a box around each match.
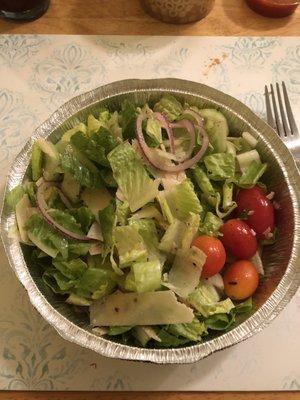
[114,307,119,312]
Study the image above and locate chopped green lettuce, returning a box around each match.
[204,153,235,181]
[116,200,130,226]
[132,259,162,293]
[31,142,43,181]
[154,94,183,122]
[238,161,267,188]
[114,225,147,267]
[159,219,187,254]
[121,99,138,140]
[60,145,103,189]
[129,218,163,263]
[199,212,222,237]
[6,185,25,210]
[198,109,229,153]
[98,201,116,257]
[47,209,84,235]
[25,214,68,259]
[108,142,159,212]
[146,117,162,146]
[167,319,206,342]
[191,166,219,207]
[71,128,118,167]
[188,280,235,318]
[164,180,202,220]
[60,123,87,142]
[70,206,95,233]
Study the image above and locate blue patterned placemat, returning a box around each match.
[0,35,299,391]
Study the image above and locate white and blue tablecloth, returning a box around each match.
[0,35,299,391]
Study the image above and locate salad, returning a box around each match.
[6,94,277,348]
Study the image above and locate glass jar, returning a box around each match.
[0,0,50,20]
[140,0,215,24]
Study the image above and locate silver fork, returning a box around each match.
[264,82,300,163]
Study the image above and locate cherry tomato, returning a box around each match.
[192,235,226,278]
[220,219,257,259]
[236,186,275,237]
[224,260,259,300]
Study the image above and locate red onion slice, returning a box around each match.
[37,182,94,242]
[183,108,204,127]
[170,119,196,161]
[153,112,175,154]
[136,114,209,173]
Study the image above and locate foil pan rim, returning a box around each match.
[1,78,300,364]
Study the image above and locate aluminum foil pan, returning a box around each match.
[1,79,300,364]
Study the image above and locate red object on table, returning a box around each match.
[246,0,299,17]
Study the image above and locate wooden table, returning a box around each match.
[0,0,299,35]
[0,0,299,399]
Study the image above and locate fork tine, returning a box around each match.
[282,81,299,137]
[264,85,276,131]
[270,84,285,137]
[276,82,290,137]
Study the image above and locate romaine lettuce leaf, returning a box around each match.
[204,153,235,181]
[47,209,84,235]
[6,185,25,210]
[129,218,162,262]
[121,99,138,140]
[25,214,69,259]
[167,319,206,342]
[60,122,87,142]
[132,259,162,293]
[98,201,116,256]
[71,128,118,167]
[164,179,202,221]
[198,109,229,153]
[154,94,183,122]
[238,160,267,188]
[53,258,87,280]
[43,268,75,294]
[159,219,187,254]
[156,192,174,224]
[76,268,116,300]
[199,212,222,237]
[116,200,130,226]
[114,225,147,267]
[107,326,133,336]
[60,145,103,189]
[70,206,95,233]
[87,114,101,135]
[191,166,220,208]
[188,280,235,318]
[108,142,159,212]
[146,117,162,146]
[31,142,43,181]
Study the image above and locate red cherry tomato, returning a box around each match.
[236,186,274,237]
[220,219,257,259]
[224,260,259,300]
[192,235,226,278]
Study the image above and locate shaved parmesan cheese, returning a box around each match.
[207,273,224,292]
[89,243,103,256]
[90,291,194,326]
[164,246,206,298]
[87,222,103,241]
[251,250,265,275]
[81,188,112,221]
